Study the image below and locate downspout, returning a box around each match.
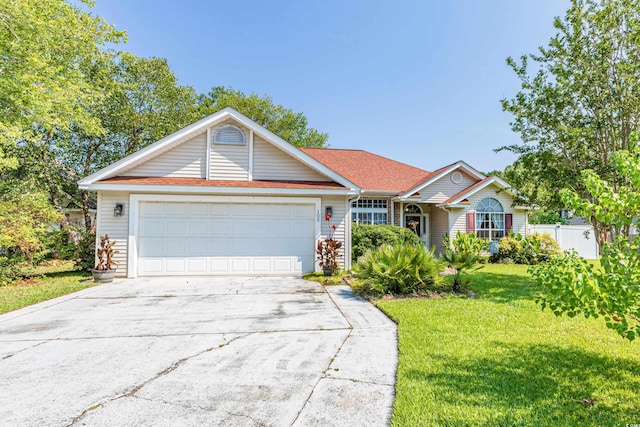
[346,190,363,272]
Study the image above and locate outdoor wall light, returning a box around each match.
[114,203,124,217]
[325,206,333,217]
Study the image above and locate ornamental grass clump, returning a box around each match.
[353,243,445,296]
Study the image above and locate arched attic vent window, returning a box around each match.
[213,125,246,145]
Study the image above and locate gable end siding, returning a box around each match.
[252,136,327,181]
[209,121,250,181]
[418,171,478,203]
[122,134,206,178]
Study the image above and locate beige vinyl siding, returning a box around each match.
[209,121,250,180]
[418,170,478,203]
[253,136,327,181]
[450,186,527,239]
[430,207,449,255]
[321,196,347,268]
[122,134,206,178]
[97,191,130,277]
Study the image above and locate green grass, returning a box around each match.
[378,264,640,427]
[0,261,93,314]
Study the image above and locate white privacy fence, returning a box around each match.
[528,224,599,259]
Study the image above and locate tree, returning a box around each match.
[55,53,199,229]
[0,186,63,284]
[198,86,328,148]
[531,133,640,341]
[0,0,125,171]
[500,0,640,249]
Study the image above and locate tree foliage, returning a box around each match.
[501,0,640,247]
[0,0,125,171]
[198,86,328,148]
[532,134,640,340]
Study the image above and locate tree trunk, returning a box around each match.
[81,190,92,232]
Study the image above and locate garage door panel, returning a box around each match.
[140,258,163,273]
[188,239,208,256]
[208,239,229,256]
[166,220,186,235]
[189,203,208,215]
[138,201,316,276]
[209,221,231,235]
[140,219,164,235]
[252,204,272,217]
[140,203,164,215]
[165,259,186,273]
[187,259,207,273]
[272,204,291,217]
[230,204,249,216]
[164,239,187,256]
[209,204,230,216]
[139,237,166,257]
[188,220,208,235]
[231,258,251,273]
[165,203,186,215]
[210,258,229,273]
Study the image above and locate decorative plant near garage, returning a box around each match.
[317,214,342,276]
[92,234,119,283]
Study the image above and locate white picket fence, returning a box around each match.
[528,224,599,259]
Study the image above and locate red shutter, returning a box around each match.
[505,213,513,234]
[466,212,475,233]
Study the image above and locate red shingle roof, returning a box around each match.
[97,176,345,190]
[301,148,430,192]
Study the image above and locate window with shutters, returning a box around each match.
[213,125,246,145]
[475,198,505,240]
[351,199,388,225]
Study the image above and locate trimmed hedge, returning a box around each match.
[352,224,420,262]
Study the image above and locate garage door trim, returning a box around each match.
[127,194,322,278]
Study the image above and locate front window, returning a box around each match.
[351,199,388,225]
[476,198,504,240]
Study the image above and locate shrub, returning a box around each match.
[445,231,489,257]
[529,210,570,225]
[74,229,96,272]
[490,233,561,265]
[352,223,420,261]
[353,243,445,296]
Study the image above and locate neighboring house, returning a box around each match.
[78,107,529,278]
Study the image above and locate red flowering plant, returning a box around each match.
[316,213,342,275]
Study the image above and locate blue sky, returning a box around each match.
[90,0,570,173]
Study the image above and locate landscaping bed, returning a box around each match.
[378,264,640,426]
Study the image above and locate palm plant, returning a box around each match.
[441,249,482,293]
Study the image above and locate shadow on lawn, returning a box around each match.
[405,342,640,425]
[467,270,541,304]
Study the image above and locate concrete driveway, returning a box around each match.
[0,277,397,426]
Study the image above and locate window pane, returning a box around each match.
[373,213,387,225]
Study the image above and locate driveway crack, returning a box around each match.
[289,327,352,426]
[65,333,252,426]
[1,341,47,360]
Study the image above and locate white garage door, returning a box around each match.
[137,201,316,276]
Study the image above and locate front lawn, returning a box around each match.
[0,261,93,314]
[378,264,640,427]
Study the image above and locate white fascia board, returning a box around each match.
[399,161,486,199]
[447,177,513,205]
[436,203,469,209]
[78,110,235,186]
[88,183,358,196]
[226,112,359,190]
[79,106,359,191]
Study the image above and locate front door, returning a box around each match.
[404,204,430,247]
